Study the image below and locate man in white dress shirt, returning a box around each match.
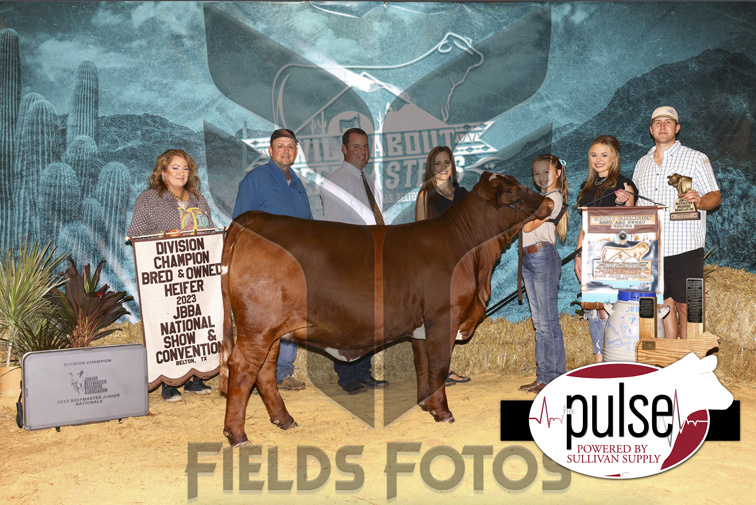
[320,128,390,394]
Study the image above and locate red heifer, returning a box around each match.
[220,172,552,446]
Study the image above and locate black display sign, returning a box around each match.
[686,278,704,324]
[639,297,656,319]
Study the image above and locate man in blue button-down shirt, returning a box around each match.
[632,106,721,340]
[233,128,312,391]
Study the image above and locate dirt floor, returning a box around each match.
[1,371,754,505]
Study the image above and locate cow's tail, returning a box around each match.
[219,221,242,395]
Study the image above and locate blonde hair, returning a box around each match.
[147,149,201,199]
[532,154,569,243]
[577,135,621,207]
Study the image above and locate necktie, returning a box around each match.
[361,170,385,225]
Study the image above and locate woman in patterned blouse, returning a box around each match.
[127,149,215,402]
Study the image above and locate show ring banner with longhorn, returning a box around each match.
[132,232,224,389]
[580,207,664,304]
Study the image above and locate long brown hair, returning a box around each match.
[532,153,569,243]
[147,149,201,199]
[577,135,621,206]
[419,146,459,219]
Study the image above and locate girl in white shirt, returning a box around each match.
[518,154,569,394]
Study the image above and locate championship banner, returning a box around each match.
[132,232,225,389]
[580,206,664,304]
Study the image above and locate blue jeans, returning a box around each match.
[276,340,297,383]
[585,309,607,355]
[522,243,566,384]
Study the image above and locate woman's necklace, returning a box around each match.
[594,176,608,186]
[167,187,186,202]
[435,180,454,199]
[167,188,189,209]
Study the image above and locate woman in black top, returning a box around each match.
[575,135,636,362]
[415,146,470,386]
[415,146,468,221]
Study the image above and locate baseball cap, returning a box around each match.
[651,106,678,122]
[270,128,297,143]
[270,128,297,144]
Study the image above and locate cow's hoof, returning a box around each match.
[224,431,249,447]
[418,401,429,412]
[272,417,298,430]
[430,410,455,423]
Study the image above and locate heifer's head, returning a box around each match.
[473,171,553,221]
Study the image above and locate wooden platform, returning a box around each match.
[635,330,720,367]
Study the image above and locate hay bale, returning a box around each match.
[704,266,756,385]
[96,322,143,347]
[448,314,594,377]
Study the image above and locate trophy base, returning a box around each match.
[670,211,700,221]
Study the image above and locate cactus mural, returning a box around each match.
[64,135,99,199]
[66,60,98,148]
[81,197,105,240]
[59,221,97,270]
[96,161,130,267]
[16,98,61,177]
[12,99,60,243]
[15,92,44,143]
[0,28,20,250]
[40,161,80,240]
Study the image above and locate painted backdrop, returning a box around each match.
[0,1,754,321]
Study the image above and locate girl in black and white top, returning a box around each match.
[575,135,636,362]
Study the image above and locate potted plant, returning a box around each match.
[49,258,134,348]
[0,238,65,396]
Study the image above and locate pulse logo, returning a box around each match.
[528,354,733,479]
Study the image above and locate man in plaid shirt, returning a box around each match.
[632,106,721,340]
